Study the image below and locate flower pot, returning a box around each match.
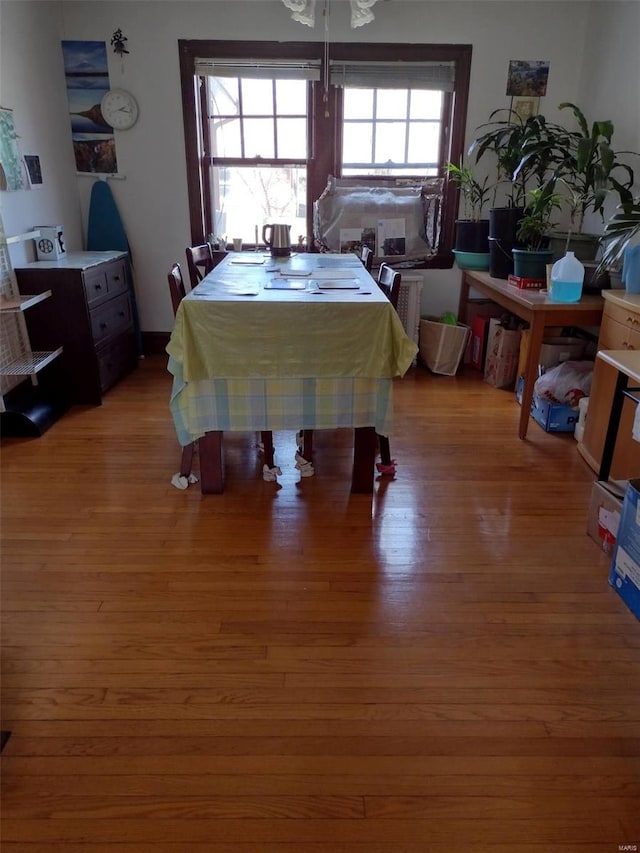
[512,248,554,281]
[454,219,490,253]
[488,207,524,279]
[548,232,600,262]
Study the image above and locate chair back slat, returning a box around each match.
[360,245,373,272]
[168,263,186,317]
[186,244,214,288]
[377,263,401,310]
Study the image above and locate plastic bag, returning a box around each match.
[533,360,593,408]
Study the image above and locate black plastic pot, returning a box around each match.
[512,248,554,281]
[488,207,524,279]
[454,219,490,253]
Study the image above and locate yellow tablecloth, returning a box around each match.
[166,253,418,444]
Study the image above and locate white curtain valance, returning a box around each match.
[195,58,321,81]
[329,60,456,91]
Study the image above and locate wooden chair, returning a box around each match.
[168,261,187,316]
[374,263,402,474]
[360,245,373,273]
[298,263,402,479]
[186,244,214,288]
[168,263,197,488]
[376,262,401,310]
[170,261,277,484]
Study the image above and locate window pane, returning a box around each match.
[213,117,242,157]
[275,79,307,115]
[343,87,374,119]
[375,123,407,164]
[409,89,442,120]
[211,165,308,243]
[376,89,408,120]
[276,118,307,159]
[408,122,440,165]
[243,118,275,158]
[241,79,273,115]
[210,78,239,117]
[343,123,373,163]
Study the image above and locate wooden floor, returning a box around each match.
[1,355,639,852]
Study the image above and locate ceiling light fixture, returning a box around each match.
[281,0,380,29]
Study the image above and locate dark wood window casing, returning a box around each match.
[179,40,472,268]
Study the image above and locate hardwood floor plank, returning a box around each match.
[0,816,633,844]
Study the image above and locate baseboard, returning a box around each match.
[142,331,170,355]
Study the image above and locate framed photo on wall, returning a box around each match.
[511,96,540,123]
[506,60,550,97]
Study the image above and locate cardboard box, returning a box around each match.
[464,300,504,366]
[34,225,66,261]
[539,337,586,368]
[517,329,584,377]
[587,480,623,554]
[609,478,640,619]
[484,319,521,389]
[508,273,544,290]
[515,375,579,433]
[531,394,579,433]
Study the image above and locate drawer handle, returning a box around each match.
[118,311,126,317]
[94,283,103,291]
[113,275,121,282]
[100,322,108,330]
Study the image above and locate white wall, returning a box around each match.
[1,0,638,330]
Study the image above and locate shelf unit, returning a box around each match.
[0,219,66,435]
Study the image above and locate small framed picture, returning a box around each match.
[511,96,540,123]
[506,60,550,97]
[24,155,43,187]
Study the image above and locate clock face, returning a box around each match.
[100,89,139,130]
[38,238,53,254]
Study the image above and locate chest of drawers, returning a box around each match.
[578,289,640,480]
[15,251,137,405]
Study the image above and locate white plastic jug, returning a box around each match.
[549,251,585,303]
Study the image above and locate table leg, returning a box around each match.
[599,370,629,482]
[457,273,471,324]
[519,318,546,440]
[352,426,376,494]
[261,431,274,469]
[198,431,224,493]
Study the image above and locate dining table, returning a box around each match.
[166,251,418,494]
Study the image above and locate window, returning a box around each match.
[342,88,443,176]
[179,41,471,265]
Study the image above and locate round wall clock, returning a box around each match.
[100,89,139,130]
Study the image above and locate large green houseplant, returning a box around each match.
[469,109,564,277]
[446,161,492,262]
[512,183,562,280]
[520,103,638,259]
[598,196,640,277]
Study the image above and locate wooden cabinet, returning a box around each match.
[15,251,137,405]
[578,290,640,480]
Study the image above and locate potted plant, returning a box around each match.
[446,161,491,267]
[597,196,640,289]
[512,183,562,280]
[469,110,564,278]
[549,103,637,260]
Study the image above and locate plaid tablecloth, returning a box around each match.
[168,361,394,445]
[167,254,416,445]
